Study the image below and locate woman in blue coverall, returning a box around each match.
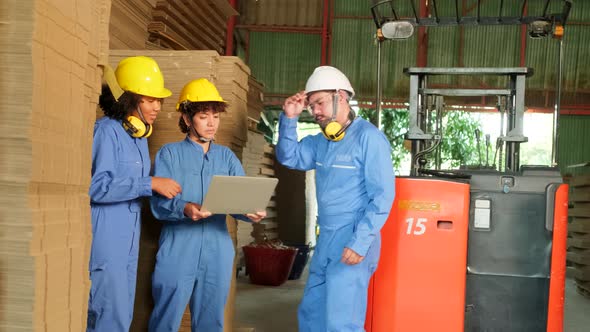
[88,56,182,331]
[148,78,266,332]
[277,66,396,332]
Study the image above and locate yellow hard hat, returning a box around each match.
[175,78,226,110]
[115,56,172,99]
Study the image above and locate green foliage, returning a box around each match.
[358,108,485,170]
[440,111,485,168]
[358,108,409,170]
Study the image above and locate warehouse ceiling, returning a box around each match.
[234,0,590,123]
[371,0,571,28]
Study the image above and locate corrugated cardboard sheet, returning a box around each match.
[0,0,109,330]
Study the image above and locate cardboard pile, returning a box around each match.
[215,57,251,160]
[246,143,279,245]
[247,77,264,122]
[0,0,109,330]
[148,0,237,52]
[237,130,278,270]
[110,0,155,49]
[568,173,590,298]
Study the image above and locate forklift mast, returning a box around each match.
[404,67,530,175]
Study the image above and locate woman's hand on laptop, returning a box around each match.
[184,202,212,221]
[246,211,266,223]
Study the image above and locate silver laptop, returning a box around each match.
[201,176,278,214]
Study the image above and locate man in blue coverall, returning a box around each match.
[277,66,395,332]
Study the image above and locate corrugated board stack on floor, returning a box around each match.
[247,76,264,123]
[215,56,251,160]
[109,0,155,49]
[0,0,109,331]
[238,129,277,271]
[148,0,237,52]
[568,173,590,298]
[247,144,279,244]
[108,50,250,332]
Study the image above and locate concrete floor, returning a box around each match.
[564,278,590,332]
[234,268,306,332]
[234,267,590,332]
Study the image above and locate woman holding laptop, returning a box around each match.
[148,78,266,332]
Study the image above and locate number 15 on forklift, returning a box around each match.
[405,217,427,236]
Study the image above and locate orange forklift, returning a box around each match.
[365,1,572,331]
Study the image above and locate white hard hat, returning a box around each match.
[305,66,355,98]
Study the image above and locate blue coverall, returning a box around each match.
[88,117,153,331]
[149,137,248,332]
[277,114,395,332]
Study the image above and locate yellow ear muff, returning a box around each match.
[322,121,345,142]
[123,116,152,138]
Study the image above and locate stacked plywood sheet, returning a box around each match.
[148,0,237,52]
[0,0,109,331]
[110,0,155,49]
[568,173,590,298]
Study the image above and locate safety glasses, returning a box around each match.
[306,92,336,115]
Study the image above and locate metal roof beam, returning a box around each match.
[371,0,572,28]
[387,15,568,27]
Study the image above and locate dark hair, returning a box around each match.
[178,101,228,133]
[98,84,142,120]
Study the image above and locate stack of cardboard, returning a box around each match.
[237,129,277,269]
[249,144,279,244]
[148,0,237,52]
[568,173,590,298]
[110,0,155,49]
[247,77,264,123]
[215,56,251,160]
[0,0,109,330]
